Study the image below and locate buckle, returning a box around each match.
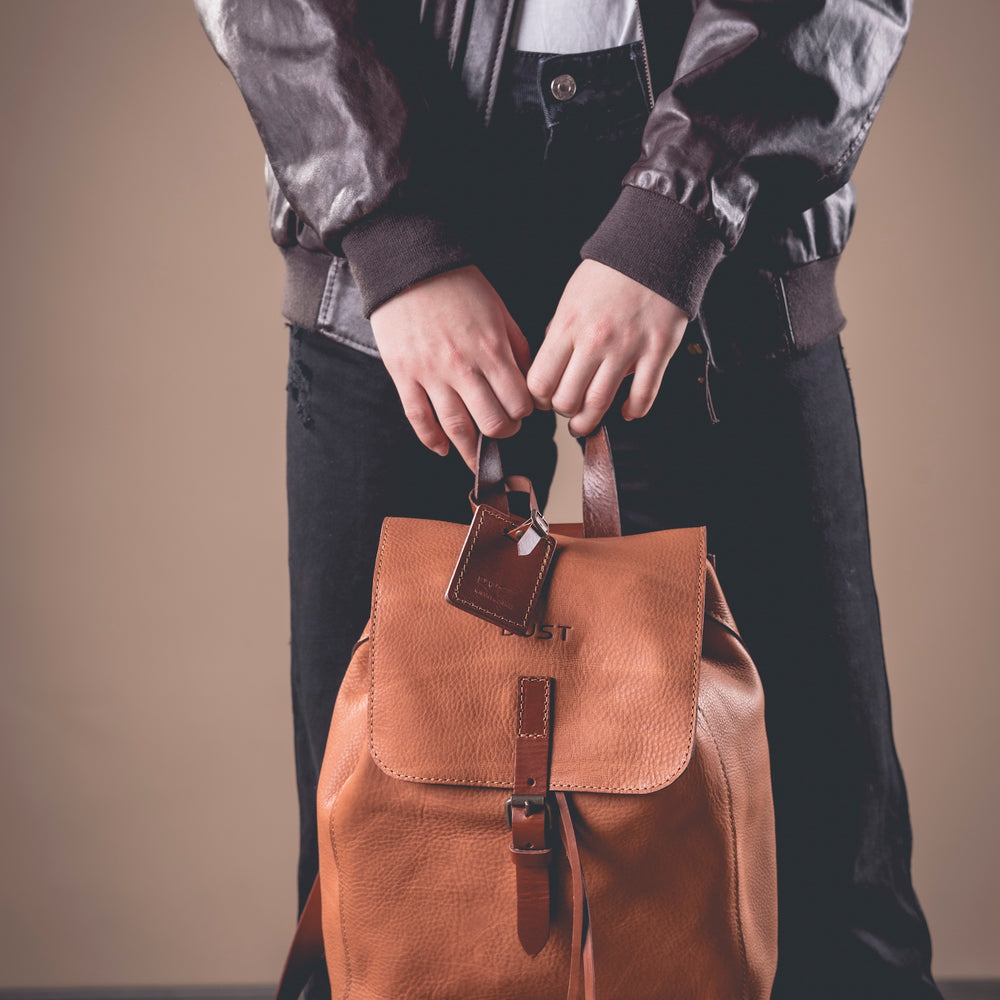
[504,794,548,828]
[506,508,549,540]
[530,509,549,536]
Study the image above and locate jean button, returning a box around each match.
[550,73,577,101]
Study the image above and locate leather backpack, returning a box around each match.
[276,429,778,999]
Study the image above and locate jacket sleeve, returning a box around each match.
[580,0,913,319]
[193,0,479,317]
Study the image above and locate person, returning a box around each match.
[194,1,944,997]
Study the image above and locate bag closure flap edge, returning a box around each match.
[367,516,706,795]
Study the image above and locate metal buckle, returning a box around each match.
[507,508,549,542]
[506,510,551,557]
[530,509,549,537]
[504,794,548,829]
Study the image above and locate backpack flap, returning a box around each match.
[368,516,706,794]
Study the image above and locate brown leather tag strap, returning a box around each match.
[508,675,554,956]
[556,791,596,1000]
[274,876,325,1000]
[445,503,556,635]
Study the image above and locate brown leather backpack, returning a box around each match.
[276,429,777,1000]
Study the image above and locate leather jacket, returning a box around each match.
[194,0,911,360]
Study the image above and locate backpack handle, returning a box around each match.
[474,426,622,539]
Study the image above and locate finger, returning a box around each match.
[622,354,670,421]
[506,313,532,375]
[567,360,629,438]
[396,379,449,457]
[548,348,602,419]
[427,385,479,469]
[526,329,573,410]
[456,371,523,439]
[485,341,534,424]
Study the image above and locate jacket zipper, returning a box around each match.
[634,0,655,111]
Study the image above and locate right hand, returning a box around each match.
[369,264,534,470]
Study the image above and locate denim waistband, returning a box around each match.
[491,40,653,156]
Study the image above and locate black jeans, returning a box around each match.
[286,41,941,1000]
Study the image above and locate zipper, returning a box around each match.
[634,0,655,112]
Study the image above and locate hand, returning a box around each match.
[370,264,534,470]
[526,259,690,437]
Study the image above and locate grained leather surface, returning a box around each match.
[370,516,705,792]
[306,514,778,999]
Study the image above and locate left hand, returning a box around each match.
[526,259,690,437]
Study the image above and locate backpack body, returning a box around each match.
[313,515,777,999]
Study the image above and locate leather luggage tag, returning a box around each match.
[445,504,557,636]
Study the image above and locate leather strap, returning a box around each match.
[476,426,622,538]
[582,427,621,538]
[273,876,325,1000]
[472,437,540,516]
[556,791,596,1000]
[509,675,554,956]
[474,433,510,513]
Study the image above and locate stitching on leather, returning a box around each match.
[518,676,550,738]
[672,527,707,788]
[697,705,751,1000]
[368,519,387,780]
[370,524,706,792]
[828,99,881,179]
[449,505,553,629]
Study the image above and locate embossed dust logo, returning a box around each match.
[500,623,573,640]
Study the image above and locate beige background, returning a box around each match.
[0,0,997,989]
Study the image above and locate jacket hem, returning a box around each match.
[281,247,335,333]
[698,254,848,369]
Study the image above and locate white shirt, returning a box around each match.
[510,0,641,54]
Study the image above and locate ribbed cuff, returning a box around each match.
[580,185,727,320]
[340,197,476,319]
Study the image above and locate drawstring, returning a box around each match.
[555,791,597,1000]
[694,310,721,426]
[703,353,720,426]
